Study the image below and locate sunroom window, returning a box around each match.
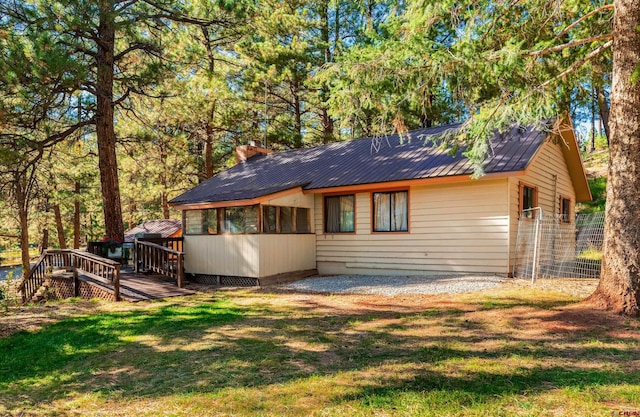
[184,209,217,235]
[222,206,258,233]
[262,205,311,233]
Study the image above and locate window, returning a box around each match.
[222,206,258,233]
[262,205,311,233]
[279,207,293,233]
[520,183,538,219]
[263,206,277,233]
[184,209,217,235]
[373,191,408,232]
[296,208,310,233]
[325,195,355,233]
[560,197,571,223]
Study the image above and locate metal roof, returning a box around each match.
[170,123,548,206]
[124,219,182,242]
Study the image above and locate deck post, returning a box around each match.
[73,254,79,297]
[177,253,184,288]
[134,239,139,273]
[114,266,121,301]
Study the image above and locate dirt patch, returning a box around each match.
[0,301,100,338]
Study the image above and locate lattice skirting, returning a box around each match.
[47,276,76,300]
[78,281,115,301]
[190,274,259,287]
[45,276,115,301]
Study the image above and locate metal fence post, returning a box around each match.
[532,217,540,284]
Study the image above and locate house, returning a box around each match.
[124,219,182,243]
[169,119,591,285]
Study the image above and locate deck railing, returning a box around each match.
[134,239,184,287]
[136,237,183,252]
[18,249,121,302]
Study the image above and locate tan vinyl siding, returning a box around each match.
[263,192,314,208]
[185,235,260,277]
[507,137,577,271]
[315,179,511,275]
[258,234,316,277]
[184,234,315,278]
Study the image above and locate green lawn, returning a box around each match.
[0,283,639,416]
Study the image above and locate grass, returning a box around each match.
[576,246,603,261]
[0,284,639,416]
[578,177,607,214]
[0,248,40,266]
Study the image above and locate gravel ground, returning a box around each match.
[282,274,506,296]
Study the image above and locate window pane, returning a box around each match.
[223,207,243,233]
[373,193,391,231]
[244,206,258,233]
[222,206,258,233]
[561,198,571,222]
[263,206,277,233]
[296,208,310,233]
[325,196,341,233]
[205,209,217,234]
[374,191,408,232]
[523,187,534,209]
[339,195,355,232]
[325,195,354,233]
[185,210,204,234]
[279,207,293,233]
[392,191,408,231]
[522,186,536,218]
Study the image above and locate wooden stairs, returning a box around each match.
[18,245,192,303]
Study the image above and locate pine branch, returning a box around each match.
[540,40,613,88]
[139,0,233,28]
[115,0,141,12]
[554,4,614,40]
[479,0,522,43]
[524,34,612,57]
[114,42,161,62]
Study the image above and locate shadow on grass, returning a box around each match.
[0,293,638,413]
[335,366,636,411]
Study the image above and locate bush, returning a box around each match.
[578,177,607,214]
[0,271,17,312]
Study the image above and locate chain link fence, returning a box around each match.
[513,211,604,281]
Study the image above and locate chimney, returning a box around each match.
[235,143,272,164]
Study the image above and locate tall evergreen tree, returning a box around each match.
[0,0,233,239]
[588,0,640,316]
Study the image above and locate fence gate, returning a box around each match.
[513,211,604,281]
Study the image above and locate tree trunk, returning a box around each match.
[595,85,611,146]
[15,178,30,277]
[40,228,49,253]
[319,1,334,144]
[588,0,640,316]
[291,80,303,147]
[204,102,216,179]
[96,0,124,240]
[591,84,596,152]
[53,204,67,249]
[202,25,217,179]
[161,192,170,219]
[73,181,80,249]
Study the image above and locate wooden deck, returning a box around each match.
[81,270,195,302]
